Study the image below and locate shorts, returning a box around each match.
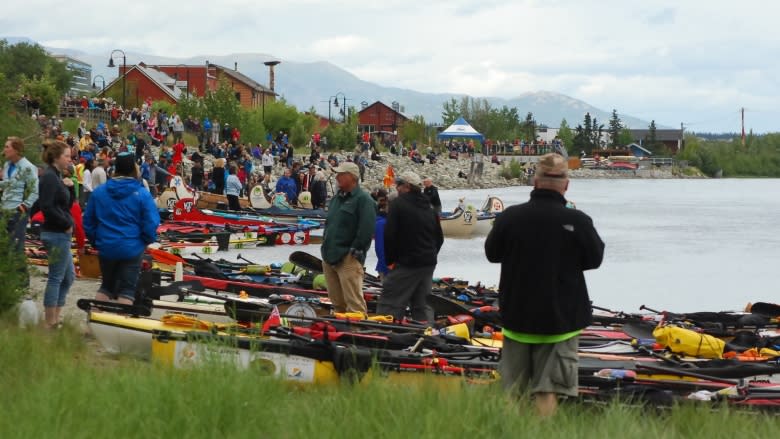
[499,336,579,397]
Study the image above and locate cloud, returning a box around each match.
[4,0,780,131]
[310,35,371,58]
[645,7,676,25]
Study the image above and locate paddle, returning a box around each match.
[236,253,258,265]
[749,302,780,318]
[147,247,186,266]
[76,298,152,317]
[145,280,206,300]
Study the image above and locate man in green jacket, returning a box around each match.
[321,162,376,315]
[2,136,39,289]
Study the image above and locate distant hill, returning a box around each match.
[6,38,651,129]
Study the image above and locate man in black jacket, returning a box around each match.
[485,153,604,417]
[377,171,444,322]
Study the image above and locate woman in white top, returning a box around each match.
[80,159,94,208]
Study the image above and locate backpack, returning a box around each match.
[653,325,725,359]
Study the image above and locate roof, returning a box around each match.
[437,117,484,140]
[630,129,683,141]
[101,64,183,101]
[627,143,653,155]
[212,65,277,96]
[358,101,409,120]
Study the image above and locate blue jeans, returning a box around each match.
[98,254,143,301]
[41,231,75,307]
[5,210,28,254]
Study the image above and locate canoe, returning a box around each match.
[196,191,251,210]
[440,207,478,238]
[151,330,499,387]
[440,196,503,238]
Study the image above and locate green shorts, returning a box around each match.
[499,336,579,398]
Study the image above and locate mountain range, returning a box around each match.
[5,36,651,129]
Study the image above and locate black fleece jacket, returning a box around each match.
[38,165,73,233]
[384,191,444,267]
[485,189,604,335]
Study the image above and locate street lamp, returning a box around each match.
[332,92,349,123]
[92,75,106,92]
[107,49,127,110]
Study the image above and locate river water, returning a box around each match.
[234,179,780,313]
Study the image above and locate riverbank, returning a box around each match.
[189,150,705,191]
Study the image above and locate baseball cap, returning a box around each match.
[332,162,360,179]
[396,170,422,187]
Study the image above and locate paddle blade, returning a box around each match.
[289,251,323,273]
[147,247,186,265]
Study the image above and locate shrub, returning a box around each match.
[499,159,524,179]
[0,213,28,315]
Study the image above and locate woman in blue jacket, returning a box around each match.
[83,153,160,304]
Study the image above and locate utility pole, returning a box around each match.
[741,107,746,149]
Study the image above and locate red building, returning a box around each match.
[357,101,408,136]
[101,63,183,108]
[100,63,276,110]
[146,64,215,97]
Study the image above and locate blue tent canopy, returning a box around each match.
[437,117,484,140]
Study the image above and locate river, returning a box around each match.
[234,179,780,313]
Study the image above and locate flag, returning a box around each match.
[262,305,282,334]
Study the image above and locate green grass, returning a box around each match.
[1,321,779,438]
[61,118,79,135]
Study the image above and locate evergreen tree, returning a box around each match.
[520,112,537,142]
[591,116,605,150]
[647,120,659,151]
[608,109,623,147]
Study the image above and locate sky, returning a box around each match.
[4,0,779,132]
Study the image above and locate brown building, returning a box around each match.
[357,101,408,136]
[630,128,684,153]
[211,63,276,109]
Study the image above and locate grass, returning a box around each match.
[1,320,779,438]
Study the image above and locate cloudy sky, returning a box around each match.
[5,0,779,132]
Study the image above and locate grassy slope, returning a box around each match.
[1,323,779,438]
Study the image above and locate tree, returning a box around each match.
[608,109,623,147]
[202,78,242,127]
[572,112,604,154]
[19,75,60,116]
[590,114,605,150]
[618,128,634,147]
[646,120,660,152]
[0,40,72,95]
[558,119,575,154]
[399,115,426,144]
[441,98,460,126]
[520,112,537,143]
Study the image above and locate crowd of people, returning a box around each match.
[6,96,604,418]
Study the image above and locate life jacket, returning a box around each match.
[75,163,85,184]
[653,325,725,359]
